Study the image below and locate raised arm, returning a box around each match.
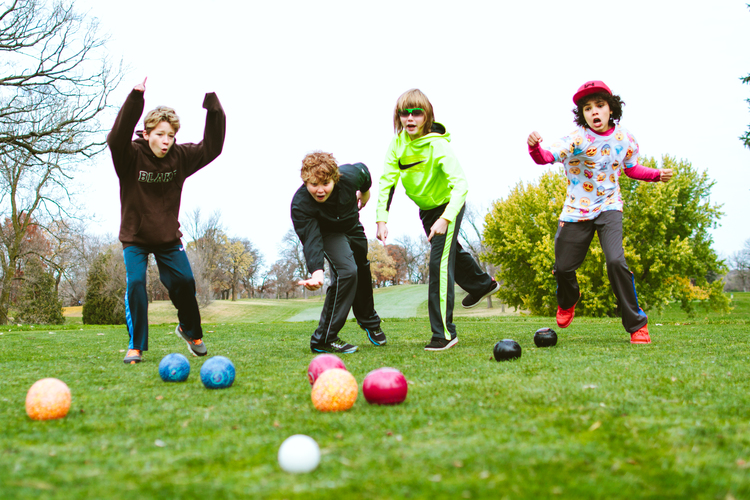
[199,92,226,165]
[527,131,555,165]
[107,79,147,160]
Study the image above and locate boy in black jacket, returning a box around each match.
[107,78,226,364]
[291,151,385,353]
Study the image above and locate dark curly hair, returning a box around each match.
[572,92,625,128]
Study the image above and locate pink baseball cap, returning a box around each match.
[573,80,612,105]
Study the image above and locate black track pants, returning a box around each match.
[420,203,494,341]
[553,210,648,333]
[311,224,380,344]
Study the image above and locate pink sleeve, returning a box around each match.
[624,163,661,182]
[528,143,555,165]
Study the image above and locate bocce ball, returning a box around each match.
[26,378,71,421]
[493,339,522,361]
[200,356,235,389]
[311,368,357,412]
[534,327,558,347]
[278,434,321,473]
[159,353,190,382]
[362,367,408,405]
[307,353,347,386]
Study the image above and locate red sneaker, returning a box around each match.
[630,324,651,344]
[556,304,576,328]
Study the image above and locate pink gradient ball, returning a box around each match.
[362,367,408,405]
[307,354,347,386]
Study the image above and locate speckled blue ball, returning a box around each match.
[200,356,235,389]
[158,353,190,382]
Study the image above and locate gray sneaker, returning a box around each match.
[123,349,142,364]
[175,325,207,357]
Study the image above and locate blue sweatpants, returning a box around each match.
[123,244,202,351]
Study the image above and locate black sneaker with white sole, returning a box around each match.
[360,325,387,346]
[310,339,358,354]
[424,337,458,351]
[461,279,501,309]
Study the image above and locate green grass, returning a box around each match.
[62,284,520,327]
[2,294,750,499]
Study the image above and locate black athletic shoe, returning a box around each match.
[424,337,458,351]
[461,279,501,309]
[310,339,358,354]
[361,325,387,346]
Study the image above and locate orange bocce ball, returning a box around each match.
[310,368,357,412]
[26,378,71,421]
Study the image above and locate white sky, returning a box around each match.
[75,0,750,266]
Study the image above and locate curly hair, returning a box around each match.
[143,106,181,134]
[393,88,435,135]
[572,92,625,128]
[300,151,340,184]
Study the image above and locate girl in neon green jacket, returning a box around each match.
[375,89,498,351]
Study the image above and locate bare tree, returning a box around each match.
[183,208,227,302]
[238,239,263,298]
[0,0,121,323]
[727,238,750,292]
[279,227,310,298]
[459,203,500,309]
[395,234,430,284]
[46,220,113,306]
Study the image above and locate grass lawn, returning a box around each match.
[2,293,750,499]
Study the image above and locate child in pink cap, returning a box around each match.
[527,81,672,344]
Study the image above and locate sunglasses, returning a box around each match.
[398,108,425,118]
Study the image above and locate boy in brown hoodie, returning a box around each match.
[107,78,226,364]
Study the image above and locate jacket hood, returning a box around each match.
[403,122,450,150]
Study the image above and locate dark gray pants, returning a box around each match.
[311,224,380,344]
[420,204,493,341]
[554,210,647,333]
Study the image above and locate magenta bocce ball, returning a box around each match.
[307,354,347,386]
[362,367,408,405]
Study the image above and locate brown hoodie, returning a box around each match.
[106,89,226,247]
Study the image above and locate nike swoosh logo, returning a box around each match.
[398,160,425,170]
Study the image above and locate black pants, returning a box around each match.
[420,204,494,341]
[554,210,647,333]
[311,224,380,344]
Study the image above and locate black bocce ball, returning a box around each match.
[533,327,558,347]
[493,339,522,361]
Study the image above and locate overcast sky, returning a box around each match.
[75,0,750,266]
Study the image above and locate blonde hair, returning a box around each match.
[143,106,181,134]
[393,88,434,134]
[301,151,340,184]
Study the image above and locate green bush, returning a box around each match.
[82,250,126,325]
[16,258,64,325]
[482,156,730,317]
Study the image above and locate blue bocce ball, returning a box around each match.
[158,353,190,382]
[200,356,236,389]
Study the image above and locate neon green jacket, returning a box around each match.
[375,123,468,223]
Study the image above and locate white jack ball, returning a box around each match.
[278,434,321,473]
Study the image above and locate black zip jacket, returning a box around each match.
[291,163,372,273]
